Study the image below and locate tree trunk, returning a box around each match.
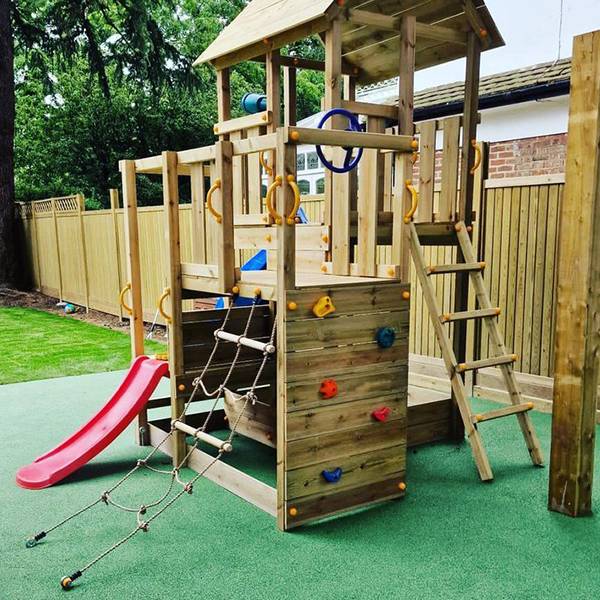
[0,1,18,286]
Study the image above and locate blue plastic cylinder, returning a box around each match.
[241,93,267,114]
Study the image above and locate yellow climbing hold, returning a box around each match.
[312,296,336,318]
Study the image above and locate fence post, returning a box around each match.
[51,198,64,301]
[29,201,41,291]
[76,194,90,312]
[109,189,124,320]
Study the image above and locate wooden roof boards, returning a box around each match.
[195,0,504,84]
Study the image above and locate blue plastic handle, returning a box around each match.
[315,108,364,174]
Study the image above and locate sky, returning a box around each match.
[415,0,600,90]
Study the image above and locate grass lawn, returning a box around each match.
[0,307,165,384]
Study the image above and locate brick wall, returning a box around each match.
[488,133,567,179]
[413,133,567,183]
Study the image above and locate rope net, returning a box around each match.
[26,295,276,590]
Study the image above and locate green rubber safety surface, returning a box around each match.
[0,307,165,384]
[2,370,600,599]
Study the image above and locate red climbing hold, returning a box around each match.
[319,379,338,399]
[372,407,391,422]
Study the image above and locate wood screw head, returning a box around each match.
[289,507,298,517]
[402,291,410,300]
[232,286,240,295]
[287,301,298,311]
[398,482,407,491]
[290,130,300,142]
[178,384,186,392]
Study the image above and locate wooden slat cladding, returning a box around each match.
[285,281,410,319]
[287,364,406,412]
[287,445,406,500]
[287,394,405,441]
[286,309,408,351]
[286,475,405,529]
[282,281,409,528]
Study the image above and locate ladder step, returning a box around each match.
[413,222,460,246]
[456,354,517,373]
[427,262,485,275]
[472,403,534,424]
[440,307,501,323]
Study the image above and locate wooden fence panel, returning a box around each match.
[17,177,564,378]
[84,210,122,315]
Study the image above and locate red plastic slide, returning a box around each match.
[16,356,169,490]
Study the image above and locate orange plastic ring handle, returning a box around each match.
[266,175,283,224]
[285,175,301,225]
[260,151,273,177]
[207,179,222,224]
[470,140,482,175]
[119,282,133,316]
[403,180,419,224]
[158,287,172,325]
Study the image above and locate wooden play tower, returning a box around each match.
[119,0,543,530]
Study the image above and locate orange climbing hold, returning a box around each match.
[319,379,338,399]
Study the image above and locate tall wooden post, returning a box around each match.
[549,29,600,517]
[283,66,297,127]
[451,32,481,441]
[50,198,64,301]
[393,15,416,281]
[266,50,281,188]
[275,130,296,530]
[162,151,186,464]
[120,161,147,444]
[215,140,236,293]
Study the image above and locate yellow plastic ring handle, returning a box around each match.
[285,175,301,225]
[158,287,172,325]
[470,140,482,175]
[207,179,222,224]
[404,180,419,224]
[119,282,133,316]
[266,175,283,224]
[260,151,273,177]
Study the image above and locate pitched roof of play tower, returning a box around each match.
[194,0,504,84]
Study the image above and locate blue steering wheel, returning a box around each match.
[315,108,364,174]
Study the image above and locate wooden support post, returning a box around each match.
[357,116,384,276]
[325,18,352,275]
[451,32,481,442]
[162,151,185,464]
[276,129,296,530]
[120,161,146,444]
[324,18,342,232]
[216,68,231,141]
[283,66,297,127]
[549,30,600,517]
[109,189,124,320]
[393,15,416,281]
[215,141,236,293]
[266,50,281,187]
[190,163,207,263]
[76,193,90,312]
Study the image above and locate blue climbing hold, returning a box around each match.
[322,467,343,483]
[376,327,396,348]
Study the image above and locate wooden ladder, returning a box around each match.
[408,220,544,481]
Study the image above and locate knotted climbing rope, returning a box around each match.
[25,294,276,590]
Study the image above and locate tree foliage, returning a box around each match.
[12,0,325,207]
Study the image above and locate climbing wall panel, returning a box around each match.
[279,281,410,529]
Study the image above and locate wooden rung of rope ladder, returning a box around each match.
[408,219,543,481]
